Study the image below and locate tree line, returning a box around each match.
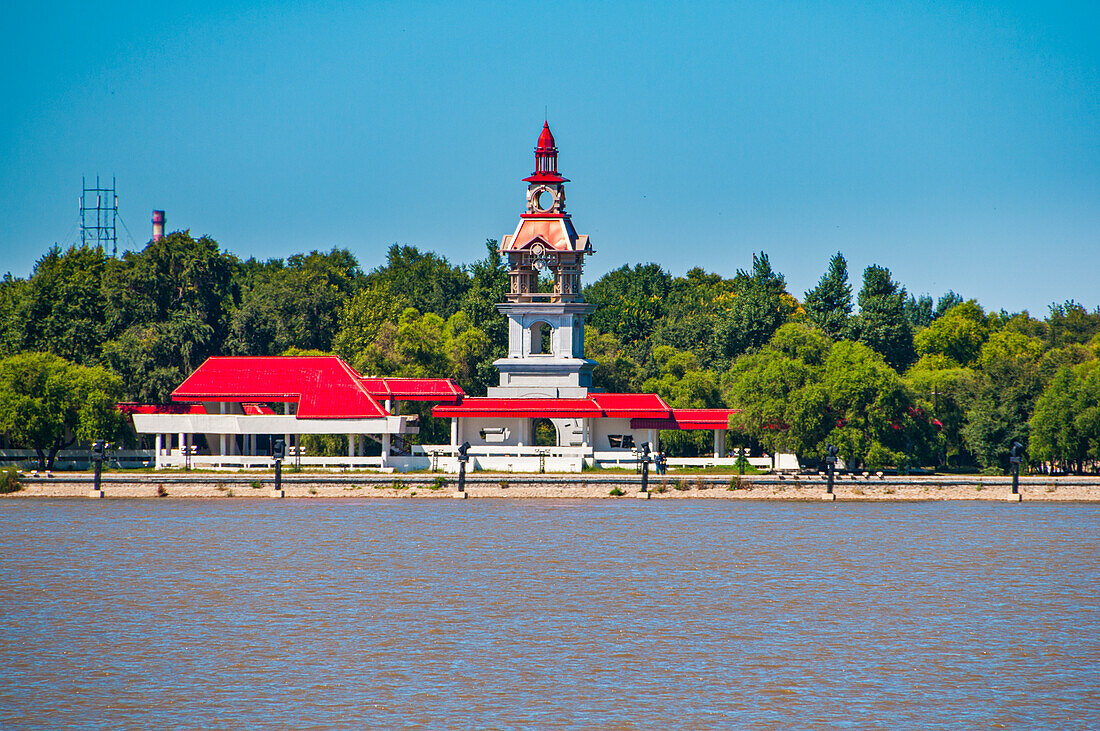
[1,232,1098,472]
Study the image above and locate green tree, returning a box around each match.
[0,274,29,358]
[15,245,110,364]
[333,280,410,363]
[228,249,362,355]
[853,265,916,371]
[708,252,798,370]
[366,244,470,320]
[585,263,672,344]
[101,230,238,400]
[0,352,124,470]
[914,300,990,367]
[803,252,852,339]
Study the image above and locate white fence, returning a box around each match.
[2,445,795,474]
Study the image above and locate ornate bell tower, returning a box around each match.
[488,122,597,398]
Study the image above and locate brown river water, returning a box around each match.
[1,499,1097,729]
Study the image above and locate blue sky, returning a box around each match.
[2,1,1097,314]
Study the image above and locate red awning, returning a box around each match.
[359,377,464,403]
[631,409,740,430]
[433,398,603,419]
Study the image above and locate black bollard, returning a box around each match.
[1009,440,1023,495]
[640,442,651,492]
[825,444,838,495]
[91,440,106,492]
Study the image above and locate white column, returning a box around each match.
[713,429,723,459]
[381,433,391,467]
[348,434,355,458]
[450,418,458,446]
[155,433,163,469]
[648,429,657,451]
[178,432,185,459]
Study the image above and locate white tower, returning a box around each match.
[488,122,597,399]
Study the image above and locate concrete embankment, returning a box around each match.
[4,472,1100,501]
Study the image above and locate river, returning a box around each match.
[1,499,1097,728]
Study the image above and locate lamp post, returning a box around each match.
[457,441,470,493]
[273,438,285,493]
[91,440,107,493]
[640,442,651,493]
[825,444,838,495]
[1009,440,1023,495]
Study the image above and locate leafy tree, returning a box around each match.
[1029,354,1100,473]
[914,300,990,367]
[459,239,509,352]
[0,352,124,470]
[101,230,238,400]
[935,291,964,319]
[904,293,935,330]
[585,328,642,394]
[1047,301,1100,348]
[228,249,362,355]
[905,354,976,466]
[365,244,470,320]
[333,280,409,363]
[803,252,852,339]
[708,252,797,370]
[852,265,916,371]
[14,245,110,364]
[585,263,672,344]
[960,331,1045,469]
[642,345,721,456]
[0,274,29,358]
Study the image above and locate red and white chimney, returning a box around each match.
[152,210,165,242]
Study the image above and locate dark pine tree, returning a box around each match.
[803,252,852,340]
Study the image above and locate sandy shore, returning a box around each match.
[4,472,1100,501]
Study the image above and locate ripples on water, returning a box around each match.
[1,499,1097,728]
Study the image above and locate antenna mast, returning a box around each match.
[79,175,119,256]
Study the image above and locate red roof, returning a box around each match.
[171,356,388,419]
[359,377,464,403]
[242,402,276,415]
[433,398,603,419]
[588,392,670,419]
[631,409,741,430]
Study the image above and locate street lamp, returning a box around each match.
[273,438,285,493]
[640,441,651,493]
[457,441,471,493]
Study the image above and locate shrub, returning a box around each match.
[0,467,23,494]
[431,475,447,490]
[309,487,317,495]
[391,479,406,490]
[250,479,263,490]
[672,478,689,491]
[156,484,168,497]
[728,474,743,491]
[980,466,1003,476]
[499,480,509,489]
[226,489,235,497]
[609,487,625,496]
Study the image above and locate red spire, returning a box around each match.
[537,120,556,151]
[524,121,569,184]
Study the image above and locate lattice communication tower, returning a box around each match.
[80,176,118,256]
